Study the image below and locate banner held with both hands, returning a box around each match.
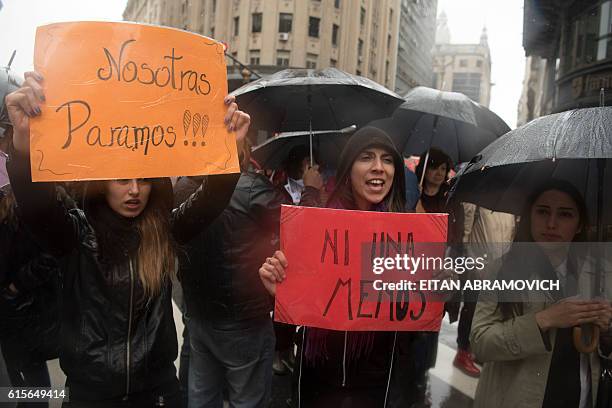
[276,205,448,332]
[30,21,239,182]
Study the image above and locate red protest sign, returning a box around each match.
[276,205,448,332]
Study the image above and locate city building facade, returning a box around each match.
[123,0,401,90]
[394,0,438,95]
[517,0,612,121]
[431,11,492,107]
[516,55,553,125]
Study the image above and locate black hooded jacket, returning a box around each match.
[7,151,239,401]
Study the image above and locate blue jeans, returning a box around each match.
[187,316,274,408]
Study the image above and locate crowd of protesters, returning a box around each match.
[1,67,611,408]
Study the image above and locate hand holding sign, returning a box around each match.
[4,71,44,154]
[222,95,250,143]
[6,74,251,162]
[259,250,289,296]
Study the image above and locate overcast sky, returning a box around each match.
[0,0,525,127]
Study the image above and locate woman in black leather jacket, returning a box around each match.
[4,71,250,407]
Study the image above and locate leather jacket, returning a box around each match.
[7,151,239,401]
[176,171,287,322]
[0,185,61,366]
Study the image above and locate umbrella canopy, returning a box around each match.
[451,107,612,223]
[232,68,404,132]
[391,87,510,163]
[251,125,356,170]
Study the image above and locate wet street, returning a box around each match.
[30,302,475,408]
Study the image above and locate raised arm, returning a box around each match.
[171,95,250,244]
[5,72,79,256]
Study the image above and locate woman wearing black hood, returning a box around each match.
[259,126,410,407]
[4,72,250,407]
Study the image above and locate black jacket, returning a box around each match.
[0,184,61,364]
[7,151,239,401]
[175,171,287,322]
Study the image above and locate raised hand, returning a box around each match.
[258,250,288,296]
[223,95,250,144]
[303,164,324,190]
[5,71,45,154]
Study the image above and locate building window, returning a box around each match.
[385,60,390,83]
[597,1,612,61]
[252,13,262,33]
[306,53,318,69]
[330,58,337,67]
[358,39,364,58]
[212,0,216,12]
[233,16,239,36]
[356,69,362,76]
[332,24,339,46]
[360,7,366,26]
[309,17,320,38]
[335,0,340,8]
[459,59,468,67]
[452,73,482,102]
[476,60,483,68]
[250,50,260,66]
[563,2,612,72]
[387,34,392,53]
[277,51,290,67]
[279,13,293,33]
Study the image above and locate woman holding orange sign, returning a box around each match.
[4,71,250,407]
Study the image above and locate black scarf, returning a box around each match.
[87,200,140,268]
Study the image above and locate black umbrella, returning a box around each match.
[231,68,404,133]
[391,87,510,164]
[451,106,612,352]
[251,125,356,170]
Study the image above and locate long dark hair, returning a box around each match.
[498,179,587,320]
[513,179,588,243]
[327,126,405,212]
[415,147,453,188]
[83,178,176,298]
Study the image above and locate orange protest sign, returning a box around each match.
[30,21,239,181]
